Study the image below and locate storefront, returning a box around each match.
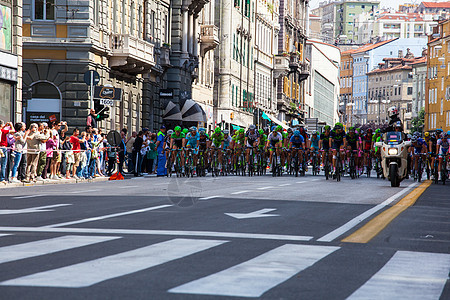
[0,1,17,122]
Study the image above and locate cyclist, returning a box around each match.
[245,125,260,168]
[319,125,332,169]
[362,128,373,174]
[266,126,283,170]
[424,131,437,179]
[185,126,200,174]
[437,131,450,181]
[164,129,173,167]
[257,129,268,168]
[170,126,186,173]
[345,127,360,167]
[232,128,246,170]
[330,122,346,174]
[309,131,320,172]
[410,135,427,176]
[197,129,210,171]
[210,127,225,170]
[290,130,306,170]
[182,128,189,135]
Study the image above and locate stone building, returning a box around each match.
[411,55,427,119]
[339,49,354,127]
[21,0,170,132]
[276,0,309,127]
[0,0,22,123]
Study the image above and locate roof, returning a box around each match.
[367,64,412,75]
[421,2,450,8]
[309,14,320,18]
[411,57,427,64]
[352,38,397,54]
[378,13,424,21]
[307,40,340,50]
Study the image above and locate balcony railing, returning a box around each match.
[273,54,290,78]
[110,34,155,73]
[200,24,220,56]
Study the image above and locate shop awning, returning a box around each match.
[163,100,182,120]
[262,112,290,130]
[180,99,207,122]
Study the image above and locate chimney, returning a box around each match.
[398,50,403,58]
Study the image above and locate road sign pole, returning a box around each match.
[90,71,94,110]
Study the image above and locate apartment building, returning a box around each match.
[339,49,354,126]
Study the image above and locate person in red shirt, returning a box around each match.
[69,128,85,179]
[0,120,15,183]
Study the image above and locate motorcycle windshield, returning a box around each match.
[385,132,403,145]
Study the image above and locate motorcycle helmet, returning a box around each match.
[388,106,399,118]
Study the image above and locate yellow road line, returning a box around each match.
[342,180,432,244]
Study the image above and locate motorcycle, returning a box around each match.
[375,132,411,187]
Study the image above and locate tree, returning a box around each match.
[411,108,425,133]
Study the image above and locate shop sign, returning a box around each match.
[26,112,60,125]
[93,86,122,101]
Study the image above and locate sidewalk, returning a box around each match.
[0,176,110,188]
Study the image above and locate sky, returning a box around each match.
[309,0,422,11]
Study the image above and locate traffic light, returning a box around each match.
[94,100,110,121]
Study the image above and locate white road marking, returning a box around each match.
[199,195,222,200]
[278,183,291,187]
[0,234,11,238]
[0,204,71,215]
[0,226,313,241]
[311,179,321,181]
[12,195,46,199]
[43,204,173,228]
[0,235,120,264]
[118,185,139,189]
[257,186,273,190]
[317,182,418,242]
[67,189,99,194]
[348,251,450,300]
[296,181,307,184]
[169,244,339,297]
[231,190,251,195]
[225,208,279,219]
[0,239,227,288]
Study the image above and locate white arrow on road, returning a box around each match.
[225,208,279,219]
[0,204,71,215]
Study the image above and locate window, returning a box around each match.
[34,0,55,20]
[130,2,135,36]
[407,87,413,95]
[232,85,235,106]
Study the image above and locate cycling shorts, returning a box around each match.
[332,141,343,150]
[173,140,183,149]
[413,148,424,155]
[439,148,449,156]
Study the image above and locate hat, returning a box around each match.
[143,128,149,132]
[160,125,166,129]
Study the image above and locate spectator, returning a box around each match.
[42,131,57,180]
[133,131,144,177]
[126,131,136,173]
[86,108,97,129]
[10,122,28,183]
[36,122,49,179]
[118,128,127,174]
[69,128,85,179]
[156,125,167,177]
[0,120,15,183]
[24,123,47,182]
[146,133,157,174]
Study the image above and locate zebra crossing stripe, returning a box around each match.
[0,234,11,238]
[0,238,227,288]
[347,251,450,300]
[169,244,340,297]
[0,235,121,265]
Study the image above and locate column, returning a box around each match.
[189,13,194,55]
[193,16,198,57]
[182,9,188,53]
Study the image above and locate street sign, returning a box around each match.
[107,130,122,147]
[100,99,114,106]
[83,70,100,86]
[94,86,122,101]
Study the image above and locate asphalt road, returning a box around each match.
[0,173,448,299]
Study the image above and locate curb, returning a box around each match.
[0,176,110,189]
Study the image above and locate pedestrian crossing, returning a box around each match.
[0,234,448,299]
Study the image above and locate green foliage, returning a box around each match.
[411,107,425,133]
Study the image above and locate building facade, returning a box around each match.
[308,14,321,41]
[304,40,340,126]
[0,0,22,123]
[339,49,353,126]
[276,0,309,126]
[411,55,427,119]
[22,0,168,132]
[425,19,450,132]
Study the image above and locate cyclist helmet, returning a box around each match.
[348,126,355,132]
[167,130,174,135]
[313,131,319,135]
[388,106,398,117]
[394,121,402,128]
[293,130,301,136]
[413,131,421,137]
[199,127,206,132]
[189,126,197,132]
[411,136,418,143]
[238,128,245,134]
[249,124,256,130]
[424,132,430,138]
[214,127,221,133]
[367,128,373,134]
[335,122,343,129]
[436,128,443,133]
[174,126,181,132]
[446,130,450,136]
[271,125,277,131]
[276,125,282,131]
[287,128,293,133]
[258,129,264,135]
[199,131,206,136]
[182,128,189,134]
[324,125,331,131]
[375,128,381,134]
[223,129,229,135]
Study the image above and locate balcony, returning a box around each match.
[289,52,300,69]
[109,34,155,74]
[200,25,220,56]
[273,54,290,78]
